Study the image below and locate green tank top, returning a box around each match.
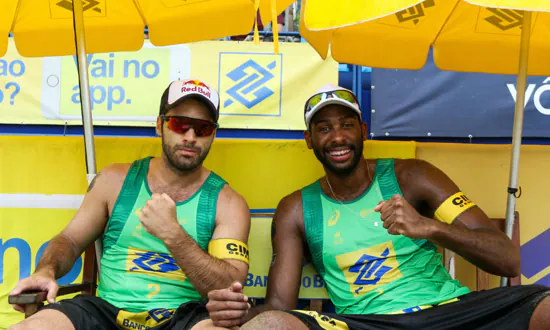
[302,159,470,315]
[97,157,226,312]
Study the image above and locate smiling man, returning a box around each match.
[205,84,550,330]
[9,79,251,330]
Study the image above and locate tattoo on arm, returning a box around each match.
[87,172,101,192]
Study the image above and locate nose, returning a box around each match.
[181,127,197,144]
[331,125,346,144]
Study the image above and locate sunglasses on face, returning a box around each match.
[304,90,359,114]
[161,115,219,137]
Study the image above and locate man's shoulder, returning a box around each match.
[274,189,305,226]
[216,181,249,212]
[280,189,304,207]
[213,182,250,230]
[278,178,323,211]
[91,162,133,193]
[99,162,133,180]
[390,158,455,205]
[392,158,437,177]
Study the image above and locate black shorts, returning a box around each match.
[40,294,209,330]
[286,284,550,330]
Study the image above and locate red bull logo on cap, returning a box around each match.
[181,79,211,99]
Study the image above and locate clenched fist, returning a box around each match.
[138,193,180,242]
[374,194,438,239]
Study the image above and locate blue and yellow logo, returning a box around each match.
[336,241,402,297]
[116,308,175,330]
[126,247,186,282]
[219,53,282,117]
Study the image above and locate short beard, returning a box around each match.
[312,135,364,177]
[161,135,211,173]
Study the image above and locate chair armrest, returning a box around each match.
[57,282,95,296]
[8,282,95,305]
[8,291,47,305]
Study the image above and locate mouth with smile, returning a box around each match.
[327,146,353,162]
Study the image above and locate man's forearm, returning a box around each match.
[428,220,520,277]
[164,227,241,298]
[35,233,80,279]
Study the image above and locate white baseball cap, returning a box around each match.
[160,79,220,122]
[304,83,362,129]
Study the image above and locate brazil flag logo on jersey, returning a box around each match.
[126,247,187,281]
[336,241,403,297]
[116,308,175,329]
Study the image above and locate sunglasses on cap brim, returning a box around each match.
[161,115,219,137]
[304,90,359,114]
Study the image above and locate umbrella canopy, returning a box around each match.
[300,0,550,287]
[0,0,291,185]
[300,0,550,75]
[0,0,260,57]
[0,0,290,271]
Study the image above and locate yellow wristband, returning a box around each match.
[434,192,477,224]
[208,239,249,264]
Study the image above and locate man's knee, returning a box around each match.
[7,309,74,330]
[8,317,34,330]
[7,323,23,330]
[241,311,307,330]
[530,294,550,330]
[190,319,236,330]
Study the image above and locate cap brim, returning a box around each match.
[164,94,219,122]
[305,99,362,128]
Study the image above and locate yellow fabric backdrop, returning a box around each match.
[2,136,549,328]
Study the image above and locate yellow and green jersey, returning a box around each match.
[97,157,226,312]
[301,159,469,315]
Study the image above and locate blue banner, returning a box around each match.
[370,52,550,138]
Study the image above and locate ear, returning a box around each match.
[210,128,217,142]
[304,130,313,149]
[361,122,368,141]
[156,116,163,137]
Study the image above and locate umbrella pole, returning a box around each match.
[73,0,97,181]
[502,10,532,287]
[73,0,101,269]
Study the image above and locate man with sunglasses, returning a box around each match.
[9,79,251,330]
[205,84,550,330]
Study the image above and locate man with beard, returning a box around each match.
[205,84,550,330]
[9,79,251,330]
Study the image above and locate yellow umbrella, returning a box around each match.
[0,0,288,269]
[0,0,287,174]
[303,0,431,30]
[0,0,256,57]
[300,0,550,75]
[300,0,550,286]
